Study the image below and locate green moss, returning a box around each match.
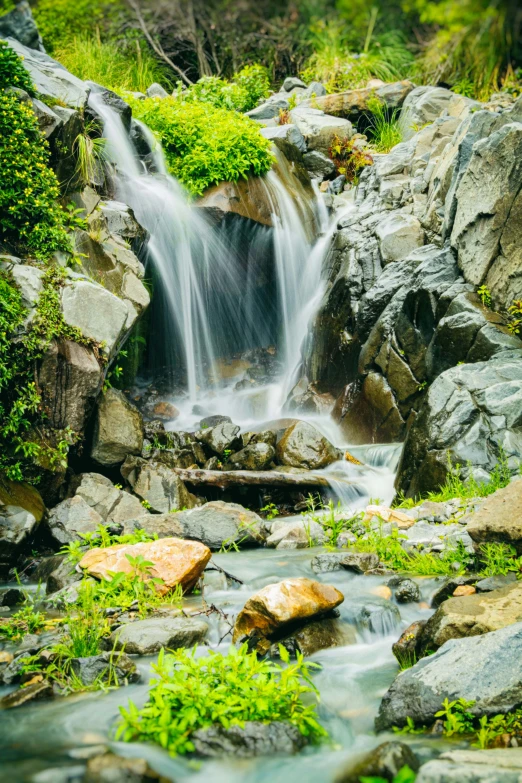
[125,94,273,197]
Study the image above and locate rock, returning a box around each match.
[70,652,139,686]
[375,213,425,263]
[363,505,416,529]
[61,279,130,355]
[282,617,356,657]
[400,86,476,141]
[46,557,81,594]
[86,83,132,132]
[151,401,179,420]
[110,616,209,655]
[79,537,211,594]
[229,442,275,471]
[399,520,474,555]
[335,373,406,445]
[0,504,39,574]
[376,622,522,730]
[395,579,421,603]
[419,582,522,653]
[302,150,336,179]
[1,587,24,606]
[415,748,522,783]
[38,340,102,432]
[283,77,307,92]
[165,501,266,550]
[453,584,476,597]
[396,351,522,497]
[311,552,380,574]
[289,107,353,153]
[121,457,197,513]
[466,480,522,554]
[261,124,307,154]
[276,421,341,470]
[246,96,290,120]
[335,741,419,783]
[91,389,144,467]
[343,596,401,634]
[146,82,168,98]
[0,2,43,50]
[5,37,89,107]
[71,472,146,525]
[84,752,166,783]
[0,679,52,709]
[44,496,104,548]
[199,414,232,428]
[430,576,479,607]
[476,573,517,592]
[308,81,415,121]
[233,577,344,643]
[191,720,307,758]
[196,421,241,456]
[392,620,426,668]
[266,518,325,549]
[10,263,44,321]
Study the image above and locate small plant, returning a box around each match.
[260,502,279,521]
[61,524,157,564]
[278,108,291,125]
[435,697,475,736]
[508,299,522,335]
[477,284,492,307]
[361,766,417,783]
[116,643,326,756]
[0,606,48,641]
[328,134,373,184]
[478,542,522,577]
[365,95,403,153]
[73,121,107,186]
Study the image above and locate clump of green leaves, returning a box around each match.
[177,64,269,113]
[117,643,326,756]
[328,134,373,183]
[365,94,403,153]
[0,605,49,641]
[62,523,157,565]
[508,299,522,336]
[426,452,513,503]
[124,94,273,197]
[361,766,417,783]
[0,39,35,93]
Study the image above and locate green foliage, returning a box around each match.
[365,95,403,153]
[360,766,417,783]
[73,120,107,186]
[62,594,108,657]
[117,643,327,756]
[125,94,273,197]
[304,496,363,547]
[426,452,513,503]
[0,89,71,258]
[62,523,157,565]
[477,542,522,578]
[0,606,49,641]
[508,299,522,336]
[477,284,492,307]
[178,64,270,113]
[328,134,373,183]
[0,40,35,93]
[435,697,475,736]
[33,0,122,53]
[233,64,271,110]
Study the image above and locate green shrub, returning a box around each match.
[233,64,271,110]
[33,0,122,53]
[175,64,270,114]
[117,643,326,756]
[125,94,273,196]
[0,39,35,93]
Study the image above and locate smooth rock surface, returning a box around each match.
[45,496,104,547]
[91,389,144,467]
[416,748,522,783]
[276,421,341,470]
[191,721,306,758]
[466,479,522,553]
[110,616,209,655]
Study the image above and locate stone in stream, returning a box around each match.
[276,617,356,657]
[110,616,209,655]
[266,518,325,549]
[475,573,518,592]
[195,421,241,456]
[415,748,522,783]
[335,741,420,783]
[394,578,421,603]
[430,576,479,607]
[228,442,276,471]
[419,581,522,653]
[311,551,380,574]
[0,679,53,709]
[232,577,344,643]
[70,652,139,687]
[466,478,522,553]
[46,556,81,594]
[276,421,341,470]
[79,537,211,594]
[84,752,166,782]
[392,620,427,668]
[191,721,307,758]
[376,622,522,731]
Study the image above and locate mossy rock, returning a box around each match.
[0,476,46,522]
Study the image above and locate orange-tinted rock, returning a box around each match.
[453,585,477,597]
[197,178,274,227]
[363,504,416,529]
[152,401,179,421]
[232,577,344,642]
[79,537,211,595]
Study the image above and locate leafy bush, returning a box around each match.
[33,0,122,53]
[174,64,270,114]
[328,134,373,183]
[234,64,271,110]
[0,39,35,93]
[117,643,326,756]
[125,94,273,196]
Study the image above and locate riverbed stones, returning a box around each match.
[70,652,138,687]
[91,389,144,466]
[282,617,356,657]
[418,582,522,653]
[44,496,104,548]
[0,679,53,709]
[466,479,522,553]
[276,421,341,470]
[335,741,419,783]
[415,748,522,783]
[110,616,209,655]
[233,577,344,642]
[394,578,421,603]
[79,537,211,594]
[191,720,307,758]
[228,442,275,471]
[376,622,522,730]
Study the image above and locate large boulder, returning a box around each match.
[121,457,197,513]
[276,421,341,469]
[91,389,144,467]
[466,478,522,553]
[44,496,104,547]
[195,421,241,457]
[400,86,477,141]
[70,472,146,525]
[233,577,344,643]
[0,2,43,50]
[61,279,132,356]
[416,748,522,783]
[289,107,353,153]
[396,350,522,496]
[79,537,211,594]
[110,616,209,655]
[0,504,39,574]
[228,442,275,471]
[376,622,522,730]
[418,582,522,653]
[164,501,265,550]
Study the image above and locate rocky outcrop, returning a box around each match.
[121,456,197,512]
[289,107,353,154]
[376,622,522,730]
[466,478,522,553]
[91,389,144,467]
[69,472,146,525]
[44,496,104,547]
[79,537,211,594]
[416,748,522,783]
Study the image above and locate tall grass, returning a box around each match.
[365,95,403,152]
[54,36,170,93]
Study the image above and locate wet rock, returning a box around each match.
[376,622,522,730]
[91,389,144,467]
[375,213,425,264]
[0,587,24,606]
[84,752,167,782]
[336,531,358,547]
[335,741,419,783]
[199,414,232,428]
[430,576,479,607]
[336,373,406,445]
[282,617,356,657]
[267,518,325,549]
[311,551,380,574]
[121,456,197,513]
[261,124,307,154]
[31,765,86,783]
[392,620,426,668]
[46,556,81,594]
[79,537,211,594]
[169,501,266,550]
[70,652,139,686]
[0,679,53,708]
[191,720,307,758]
[44,496,104,548]
[303,150,336,179]
[398,520,474,555]
[246,95,290,120]
[394,579,421,603]
[233,577,344,643]
[196,421,241,457]
[419,582,522,653]
[343,597,401,634]
[415,748,522,783]
[466,479,522,554]
[61,279,130,355]
[151,401,179,421]
[276,421,341,470]
[110,616,209,655]
[229,442,275,471]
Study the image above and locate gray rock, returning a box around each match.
[283,77,307,92]
[261,124,307,153]
[166,501,266,550]
[191,720,307,758]
[83,752,162,783]
[246,96,289,120]
[466,479,522,554]
[0,679,53,709]
[375,212,425,264]
[400,86,476,141]
[0,504,39,573]
[289,107,353,153]
[91,389,144,467]
[71,472,146,524]
[70,652,139,686]
[122,457,197,513]
[416,748,522,783]
[44,496,104,547]
[61,279,130,355]
[430,576,479,607]
[335,741,419,783]
[276,420,341,470]
[86,82,132,131]
[10,263,44,323]
[302,150,336,179]
[311,552,380,574]
[46,556,81,594]
[196,421,241,456]
[392,620,427,668]
[476,573,517,592]
[281,617,356,657]
[266,518,325,549]
[376,622,522,730]
[395,578,421,603]
[229,442,275,471]
[146,82,168,99]
[30,764,86,783]
[0,2,43,50]
[110,616,209,655]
